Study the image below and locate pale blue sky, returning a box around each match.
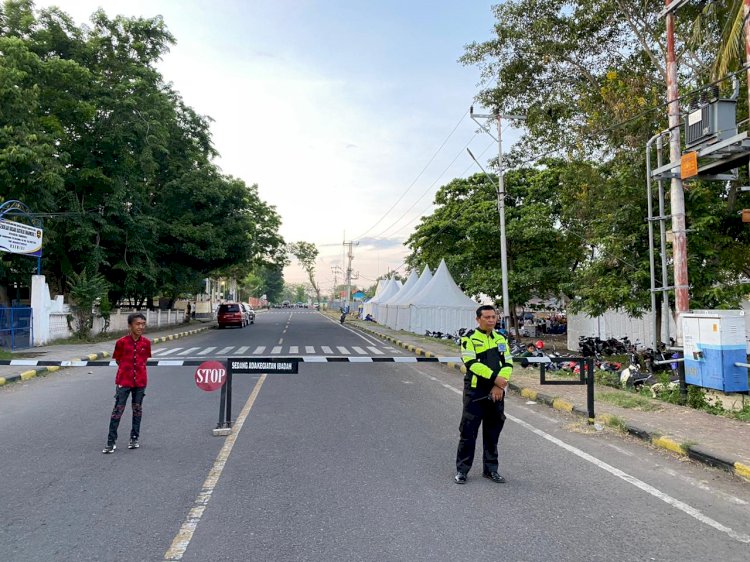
[34,1,522,288]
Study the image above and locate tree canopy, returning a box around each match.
[0,0,285,306]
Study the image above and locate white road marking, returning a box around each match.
[305,346,315,353]
[151,348,170,356]
[278,338,284,345]
[271,346,282,354]
[178,347,200,356]
[163,375,267,561]
[441,383,750,544]
[336,346,350,355]
[252,346,266,354]
[352,346,366,354]
[198,347,216,356]
[368,346,384,355]
[216,346,234,355]
[159,348,183,356]
[235,346,249,354]
[321,346,333,354]
[289,346,299,354]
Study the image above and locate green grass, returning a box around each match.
[603,414,628,432]
[596,391,662,411]
[0,349,15,360]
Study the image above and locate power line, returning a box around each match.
[354,109,468,240]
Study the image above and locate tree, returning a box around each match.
[288,241,322,305]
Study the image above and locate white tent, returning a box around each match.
[408,260,478,335]
[371,278,402,322]
[393,266,433,331]
[362,279,387,317]
[382,270,419,329]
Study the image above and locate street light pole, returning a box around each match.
[470,107,525,331]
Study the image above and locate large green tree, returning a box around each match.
[0,1,285,307]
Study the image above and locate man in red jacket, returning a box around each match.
[103,313,152,454]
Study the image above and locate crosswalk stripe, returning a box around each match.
[217,346,234,355]
[159,348,183,356]
[235,346,249,354]
[305,346,315,353]
[289,346,299,354]
[272,346,282,354]
[151,348,169,356]
[321,346,333,354]
[198,347,217,356]
[352,346,366,355]
[336,346,350,355]
[178,347,201,356]
[368,346,384,355]
[253,346,266,354]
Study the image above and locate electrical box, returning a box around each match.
[684,99,737,149]
[682,310,748,392]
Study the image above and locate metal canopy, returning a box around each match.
[650,132,750,181]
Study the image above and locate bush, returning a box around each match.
[67,270,110,339]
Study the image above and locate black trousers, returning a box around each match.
[456,390,506,475]
[107,386,146,445]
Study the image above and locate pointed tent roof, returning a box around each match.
[371,278,401,304]
[392,265,432,305]
[373,279,387,298]
[410,260,477,308]
[368,278,396,304]
[382,270,418,305]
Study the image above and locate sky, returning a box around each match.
[33,0,524,294]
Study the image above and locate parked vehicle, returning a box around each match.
[241,303,255,325]
[217,302,246,329]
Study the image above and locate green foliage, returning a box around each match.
[0,1,285,306]
[288,241,321,304]
[66,269,109,338]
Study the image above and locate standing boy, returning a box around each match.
[103,313,151,453]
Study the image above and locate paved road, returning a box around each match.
[1,311,749,561]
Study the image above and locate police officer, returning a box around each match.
[454,305,513,484]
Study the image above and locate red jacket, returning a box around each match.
[113,335,152,387]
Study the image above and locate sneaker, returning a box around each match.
[454,472,467,484]
[128,438,140,449]
[102,444,116,454]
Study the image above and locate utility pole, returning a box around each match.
[343,240,358,312]
[470,106,526,331]
[331,265,342,306]
[664,0,690,342]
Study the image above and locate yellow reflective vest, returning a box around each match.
[460,329,513,390]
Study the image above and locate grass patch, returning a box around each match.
[0,349,15,360]
[596,391,662,411]
[603,414,628,432]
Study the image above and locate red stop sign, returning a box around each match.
[195,361,226,392]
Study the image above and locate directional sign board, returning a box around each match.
[228,357,300,374]
[195,361,227,391]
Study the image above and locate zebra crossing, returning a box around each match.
[151,344,397,357]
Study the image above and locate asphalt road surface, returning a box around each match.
[1,310,749,561]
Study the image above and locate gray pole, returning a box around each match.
[497,115,511,329]
[646,134,658,351]
[656,135,671,344]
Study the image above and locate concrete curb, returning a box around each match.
[0,326,211,388]
[354,324,750,484]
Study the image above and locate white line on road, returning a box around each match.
[278,338,284,345]
[177,347,200,356]
[336,346,350,355]
[198,347,216,356]
[235,346,249,354]
[289,346,299,354]
[159,348,183,356]
[440,383,750,544]
[321,346,333,354]
[352,346,366,354]
[216,346,234,355]
[272,346,282,354]
[163,374,267,561]
[252,346,266,354]
[305,346,315,353]
[367,346,384,355]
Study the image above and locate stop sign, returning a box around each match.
[195,361,226,392]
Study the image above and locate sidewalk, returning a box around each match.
[0,320,214,387]
[351,320,750,484]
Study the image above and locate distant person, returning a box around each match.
[102,313,151,454]
[186,302,192,322]
[455,305,512,485]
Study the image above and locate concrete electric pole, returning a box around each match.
[470,106,526,331]
[343,240,358,311]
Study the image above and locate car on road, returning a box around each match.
[242,303,255,324]
[217,302,246,328]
